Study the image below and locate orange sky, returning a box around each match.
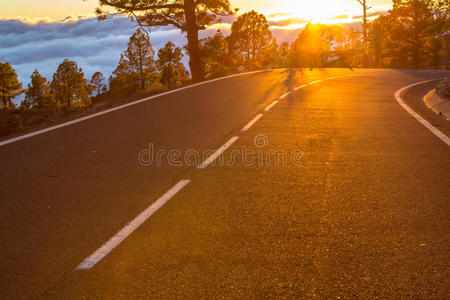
[2,0,393,25]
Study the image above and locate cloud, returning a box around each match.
[210,14,237,25]
[268,12,292,18]
[268,18,309,27]
[333,15,350,20]
[353,10,389,19]
[0,16,188,92]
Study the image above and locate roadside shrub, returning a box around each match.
[0,111,23,137]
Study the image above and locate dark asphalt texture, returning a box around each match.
[0,69,449,298]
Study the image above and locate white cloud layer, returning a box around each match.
[0,16,190,91]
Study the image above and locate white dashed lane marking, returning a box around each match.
[76,179,191,270]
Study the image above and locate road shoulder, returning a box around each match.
[423,88,450,121]
[401,81,450,139]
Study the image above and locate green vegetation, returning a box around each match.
[157,41,189,89]
[109,28,160,98]
[228,11,277,71]
[0,62,22,110]
[0,0,448,138]
[22,70,53,110]
[51,59,92,109]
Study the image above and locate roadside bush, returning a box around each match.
[0,111,23,137]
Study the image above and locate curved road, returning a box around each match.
[0,69,449,298]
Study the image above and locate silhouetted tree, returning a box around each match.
[369,16,387,67]
[389,0,447,68]
[109,29,159,97]
[290,24,361,68]
[290,24,329,68]
[274,42,290,68]
[199,30,233,78]
[156,41,189,89]
[90,72,105,96]
[95,0,233,82]
[337,27,364,67]
[109,54,138,98]
[356,0,371,65]
[23,70,54,110]
[50,59,91,109]
[126,29,158,89]
[0,62,22,110]
[228,11,275,71]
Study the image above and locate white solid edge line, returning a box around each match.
[394,79,450,147]
[0,71,264,148]
[308,79,324,85]
[197,136,239,169]
[264,100,279,112]
[294,84,308,90]
[241,114,264,132]
[76,179,191,270]
[279,91,292,99]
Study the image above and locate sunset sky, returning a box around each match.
[3,0,393,24]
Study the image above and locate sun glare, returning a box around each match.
[292,1,344,21]
[260,0,364,25]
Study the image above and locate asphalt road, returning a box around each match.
[0,69,449,298]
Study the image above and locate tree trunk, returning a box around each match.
[2,95,7,109]
[412,5,421,69]
[363,1,368,46]
[362,0,369,67]
[184,0,204,82]
[138,41,145,89]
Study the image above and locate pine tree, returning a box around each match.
[50,59,91,109]
[228,11,275,71]
[90,72,105,96]
[290,24,331,68]
[199,30,233,78]
[274,42,290,68]
[110,29,159,97]
[390,0,446,68]
[109,54,137,98]
[23,70,54,110]
[126,29,158,89]
[0,62,22,110]
[157,41,189,89]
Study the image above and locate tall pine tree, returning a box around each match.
[0,62,22,110]
[157,41,189,89]
[110,28,158,97]
[50,59,91,109]
[23,70,54,110]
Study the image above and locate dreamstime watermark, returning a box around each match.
[138,134,309,167]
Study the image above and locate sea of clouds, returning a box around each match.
[1,11,383,104]
[0,16,194,90]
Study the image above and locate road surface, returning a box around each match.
[0,69,449,298]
